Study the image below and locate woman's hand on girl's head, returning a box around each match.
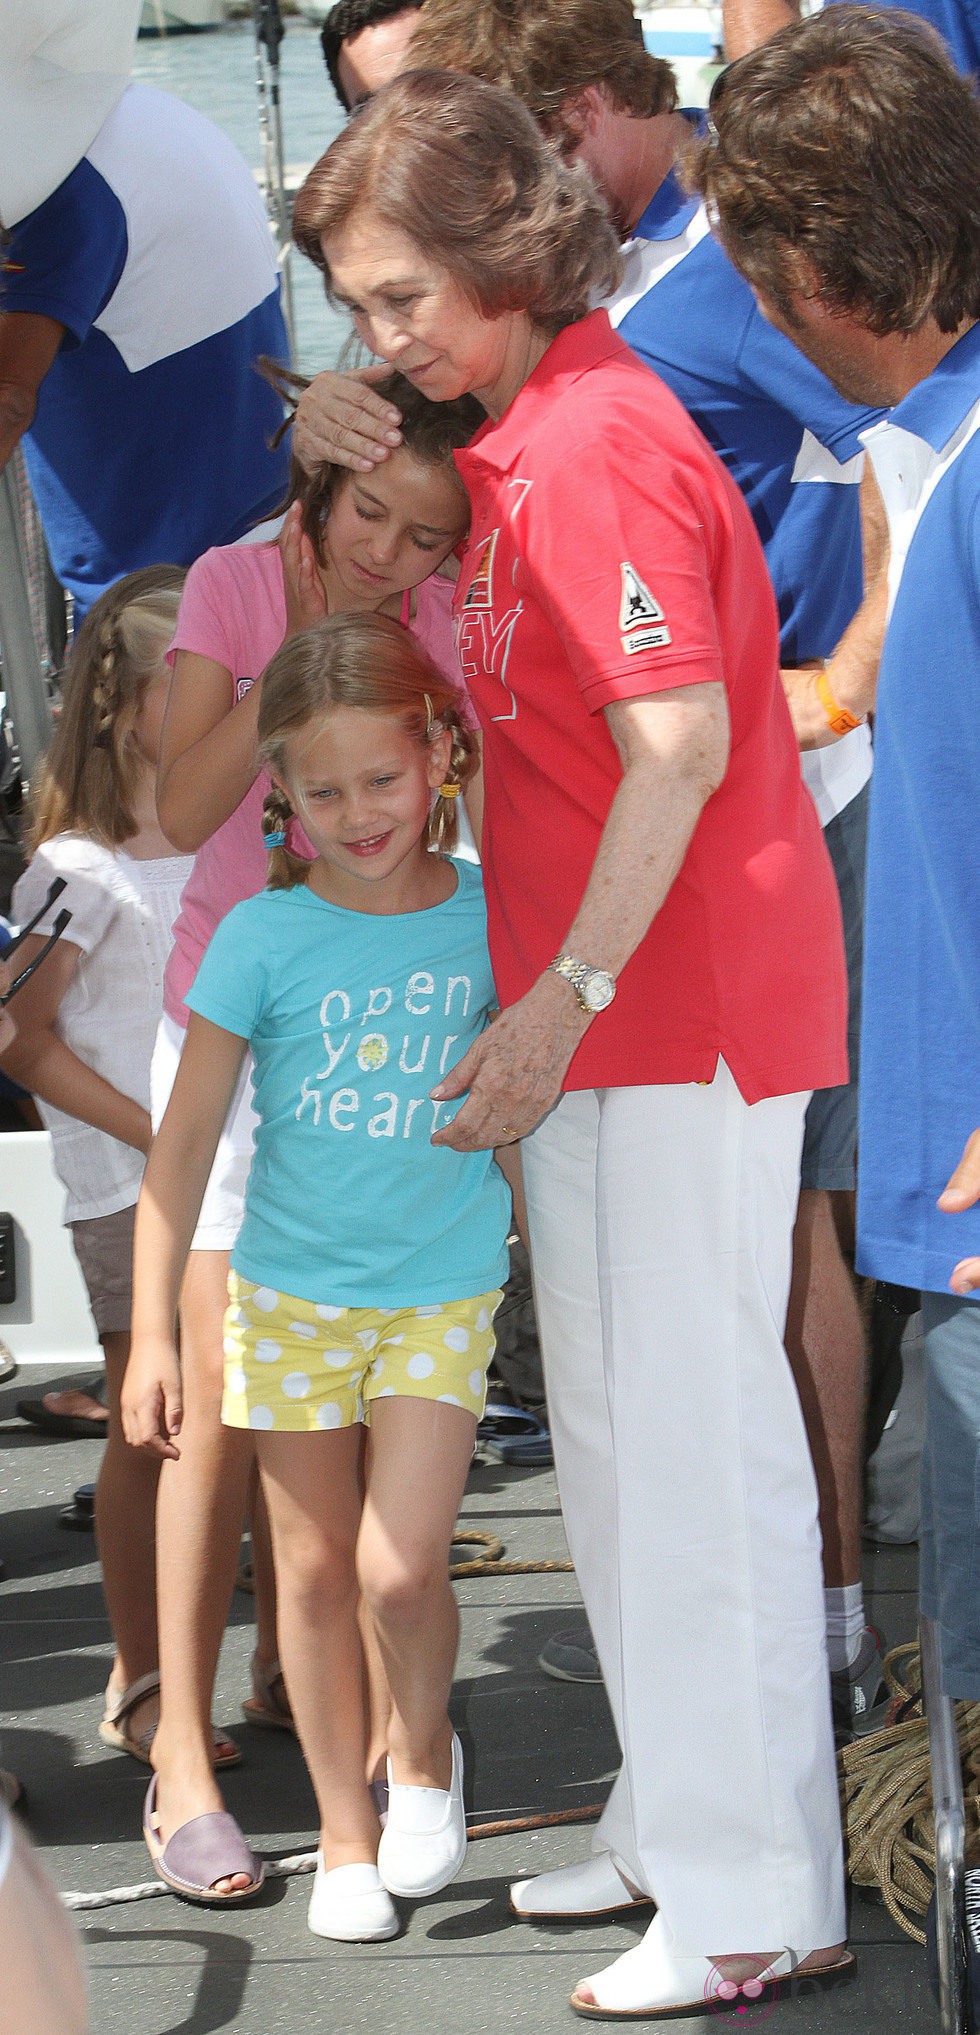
[120,1334,183,1460]
[292,365,404,475]
[279,503,329,640]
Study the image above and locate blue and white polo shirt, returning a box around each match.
[856,319,980,1294]
[1,83,290,616]
[607,144,883,822]
[826,0,979,78]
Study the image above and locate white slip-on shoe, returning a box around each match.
[377,1731,467,1898]
[510,1852,652,1919]
[307,1858,399,1942]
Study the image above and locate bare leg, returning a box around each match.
[150,1249,253,1894]
[357,1398,475,1789]
[785,1188,866,1588]
[359,1591,392,1786]
[359,1429,393,1784]
[246,1461,283,1692]
[96,1330,160,1698]
[256,1428,379,1870]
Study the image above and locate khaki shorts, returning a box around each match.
[68,1203,136,1338]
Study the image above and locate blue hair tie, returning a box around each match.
[265,829,287,849]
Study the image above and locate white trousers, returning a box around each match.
[521,1062,846,1951]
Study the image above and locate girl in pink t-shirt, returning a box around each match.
[121,377,482,1903]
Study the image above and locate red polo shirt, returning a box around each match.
[453,311,847,1102]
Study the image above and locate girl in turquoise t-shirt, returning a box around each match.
[126,612,514,1944]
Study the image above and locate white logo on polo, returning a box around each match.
[623,625,672,653]
[618,562,671,651]
[619,561,667,634]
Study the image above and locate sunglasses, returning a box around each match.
[1,878,73,1009]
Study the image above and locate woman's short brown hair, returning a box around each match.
[408,0,677,142]
[292,67,622,335]
[689,6,980,337]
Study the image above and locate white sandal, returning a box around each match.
[570,1913,856,2019]
[510,1851,651,1918]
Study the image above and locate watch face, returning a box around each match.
[583,971,615,1013]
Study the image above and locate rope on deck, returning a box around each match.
[62,1808,605,1911]
[449,1528,574,1577]
[841,1640,980,1944]
[61,1529,586,1910]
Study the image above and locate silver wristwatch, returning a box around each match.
[550,952,617,1015]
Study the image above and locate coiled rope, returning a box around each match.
[449,1527,574,1578]
[840,1641,980,1944]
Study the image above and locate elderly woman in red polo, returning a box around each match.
[292,69,852,2020]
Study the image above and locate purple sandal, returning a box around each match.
[143,1774,265,1905]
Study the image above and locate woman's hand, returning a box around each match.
[292,365,404,475]
[938,1128,980,1295]
[279,502,328,638]
[121,1335,184,1460]
[430,974,590,1152]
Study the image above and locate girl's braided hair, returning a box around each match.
[256,612,478,890]
[30,565,185,852]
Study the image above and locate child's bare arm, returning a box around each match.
[0,934,152,1152]
[157,648,264,852]
[494,1138,528,1250]
[123,1014,246,1459]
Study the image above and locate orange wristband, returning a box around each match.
[816,663,864,736]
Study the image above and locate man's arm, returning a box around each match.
[723,0,802,59]
[0,311,65,468]
[781,464,890,747]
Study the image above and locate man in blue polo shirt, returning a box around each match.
[695,4,980,1716]
[723,0,979,77]
[294,0,890,1766]
[0,81,289,620]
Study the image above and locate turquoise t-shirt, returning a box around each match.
[186,859,512,1308]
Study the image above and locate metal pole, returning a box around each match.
[0,456,54,782]
[253,0,295,360]
[921,1615,970,2035]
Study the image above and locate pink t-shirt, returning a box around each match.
[164,540,465,1024]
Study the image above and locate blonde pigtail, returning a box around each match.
[429,717,476,854]
[91,614,120,750]
[262,783,309,891]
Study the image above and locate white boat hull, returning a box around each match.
[140,0,227,34]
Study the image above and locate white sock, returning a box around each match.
[824,1583,866,1672]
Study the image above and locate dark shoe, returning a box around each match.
[17,1382,108,1438]
[477,1401,553,1466]
[831,1627,893,1742]
[58,1481,96,1531]
[538,1624,602,1684]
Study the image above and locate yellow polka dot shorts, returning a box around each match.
[222,1273,503,1433]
